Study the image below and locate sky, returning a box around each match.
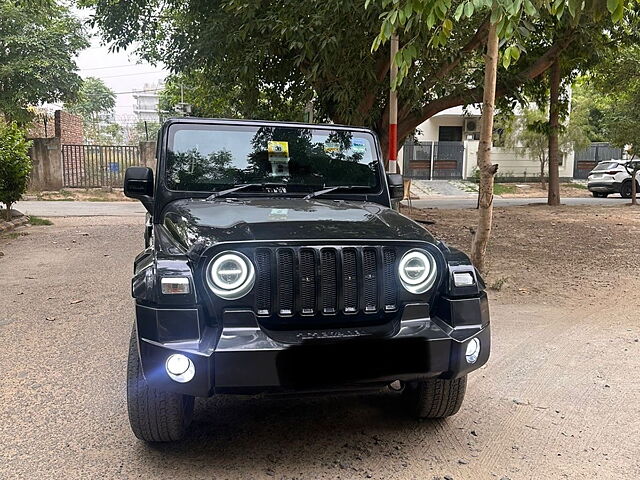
[70,7,168,125]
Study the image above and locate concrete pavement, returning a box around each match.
[16,200,146,217]
[409,195,627,209]
[15,195,628,217]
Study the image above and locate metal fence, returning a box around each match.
[573,143,623,179]
[402,141,464,179]
[62,145,141,188]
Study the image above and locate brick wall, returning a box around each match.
[27,114,55,139]
[28,110,84,145]
[54,110,84,145]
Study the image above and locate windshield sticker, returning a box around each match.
[324,142,340,154]
[267,141,290,177]
[352,139,366,154]
[268,141,289,156]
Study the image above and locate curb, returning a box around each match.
[0,216,29,233]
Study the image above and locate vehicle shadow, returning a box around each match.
[139,390,449,474]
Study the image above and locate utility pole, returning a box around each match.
[388,34,399,173]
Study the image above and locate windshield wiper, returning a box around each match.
[206,184,261,200]
[304,185,366,200]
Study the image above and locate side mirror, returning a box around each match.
[124,167,154,212]
[387,173,404,199]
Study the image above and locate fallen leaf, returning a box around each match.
[70,299,83,305]
[45,317,56,322]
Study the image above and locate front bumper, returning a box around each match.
[135,302,491,397]
[587,181,620,193]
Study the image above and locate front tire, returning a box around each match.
[404,376,467,419]
[127,327,194,442]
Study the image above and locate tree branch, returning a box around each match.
[354,50,390,123]
[397,30,577,144]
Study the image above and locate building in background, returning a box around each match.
[133,82,162,123]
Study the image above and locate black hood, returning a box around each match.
[159,198,435,255]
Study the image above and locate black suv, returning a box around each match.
[124,118,490,442]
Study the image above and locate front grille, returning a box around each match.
[254,246,398,318]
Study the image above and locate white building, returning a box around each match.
[400,106,578,180]
[133,83,162,123]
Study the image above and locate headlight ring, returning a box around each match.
[206,251,255,300]
[398,249,437,294]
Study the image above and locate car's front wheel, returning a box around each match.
[126,327,194,442]
[404,376,467,419]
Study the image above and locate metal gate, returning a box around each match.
[573,143,623,179]
[402,141,464,179]
[62,145,141,188]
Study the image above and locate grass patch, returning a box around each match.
[494,183,517,195]
[563,182,588,190]
[28,216,53,226]
[85,197,110,202]
[4,231,29,239]
[489,277,509,291]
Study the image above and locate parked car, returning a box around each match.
[123,118,491,442]
[587,160,640,198]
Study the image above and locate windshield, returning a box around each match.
[165,124,381,194]
[593,161,619,171]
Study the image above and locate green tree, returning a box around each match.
[500,108,590,188]
[159,73,308,122]
[66,77,117,144]
[590,45,640,203]
[0,122,32,220]
[0,1,88,123]
[371,0,632,270]
[79,0,631,157]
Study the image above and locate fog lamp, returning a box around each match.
[465,338,481,364]
[165,354,195,383]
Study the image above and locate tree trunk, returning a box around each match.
[4,203,12,221]
[470,23,499,274]
[547,58,561,206]
[540,155,546,189]
[632,169,638,206]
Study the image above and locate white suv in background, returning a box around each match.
[587,160,639,198]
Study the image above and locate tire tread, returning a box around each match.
[126,327,193,442]
[409,376,467,419]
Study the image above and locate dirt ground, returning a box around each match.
[497,183,592,198]
[24,187,133,202]
[0,206,639,479]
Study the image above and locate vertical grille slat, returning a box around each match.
[342,249,358,313]
[299,249,316,315]
[383,248,397,310]
[277,249,294,315]
[255,249,272,315]
[320,249,337,314]
[363,249,378,312]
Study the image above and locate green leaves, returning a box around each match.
[502,45,521,68]
[0,1,87,123]
[0,121,32,214]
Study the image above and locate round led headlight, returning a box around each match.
[206,251,255,300]
[398,249,437,294]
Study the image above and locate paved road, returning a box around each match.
[15,196,627,217]
[1,217,638,479]
[410,195,627,209]
[16,200,146,217]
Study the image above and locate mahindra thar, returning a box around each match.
[124,118,490,442]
